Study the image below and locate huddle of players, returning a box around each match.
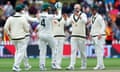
[4,2,106,72]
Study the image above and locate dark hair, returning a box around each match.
[16,10,21,12]
[29,5,38,14]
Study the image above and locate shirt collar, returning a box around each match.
[93,13,98,18]
[42,12,48,15]
[14,12,22,16]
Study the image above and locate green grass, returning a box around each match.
[0,58,120,72]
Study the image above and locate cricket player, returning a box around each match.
[4,5,30,72]
[18,4,39,70]
[11,4,39,71]
[36,2,62,71]
[52,13,67,69]
[90,5,106,70]
[66,4,87,70]
[20,4,39,22]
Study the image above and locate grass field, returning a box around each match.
[0,58,120,72]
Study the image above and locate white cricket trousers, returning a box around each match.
[92,36,105,67]
[12,37,29,68]
[55,38,64,66]
[38,33,56,67]
[70,39,87,67]
[23,37,30,67]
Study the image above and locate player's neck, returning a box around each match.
[43,11,48,14]
[93,13,97,16]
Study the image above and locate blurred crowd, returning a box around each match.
[0,0,120,45]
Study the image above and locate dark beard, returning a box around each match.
[76,11,79,13]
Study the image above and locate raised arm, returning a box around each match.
[49,1,62,20]
[24,13,39,22]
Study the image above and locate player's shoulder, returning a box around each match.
[7,16,12,19]
[70,14,74,18]
[6,16,14,21]
[40,14,53,18]
[81,12,87,16]
[70,14,74,16]
[18,15,27,21]
[82,12,86,15]
[97,13,103,19]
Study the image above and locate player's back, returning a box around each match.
[4,15,29,39]
[39,12,53,33]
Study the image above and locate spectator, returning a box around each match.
[77,0,84,4]
[105,20,113,45]
[115,12,120,29]
[85,0,94,6]
[23,0,30,6]
[113,26,120,41]
[0,0,6,5]
[0,15,6,28]
[97,1,107,15]
[68,2,75,14]
[109,6,119,23]
[0,15,6,41]
[3,1,14,18]
[105,0,114,12]
[84,6,92,18]
[9,0,17,8]
[49,0,56,4]
[113,12,120,41]
[114,0,120,11]
[62,2,70,14]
